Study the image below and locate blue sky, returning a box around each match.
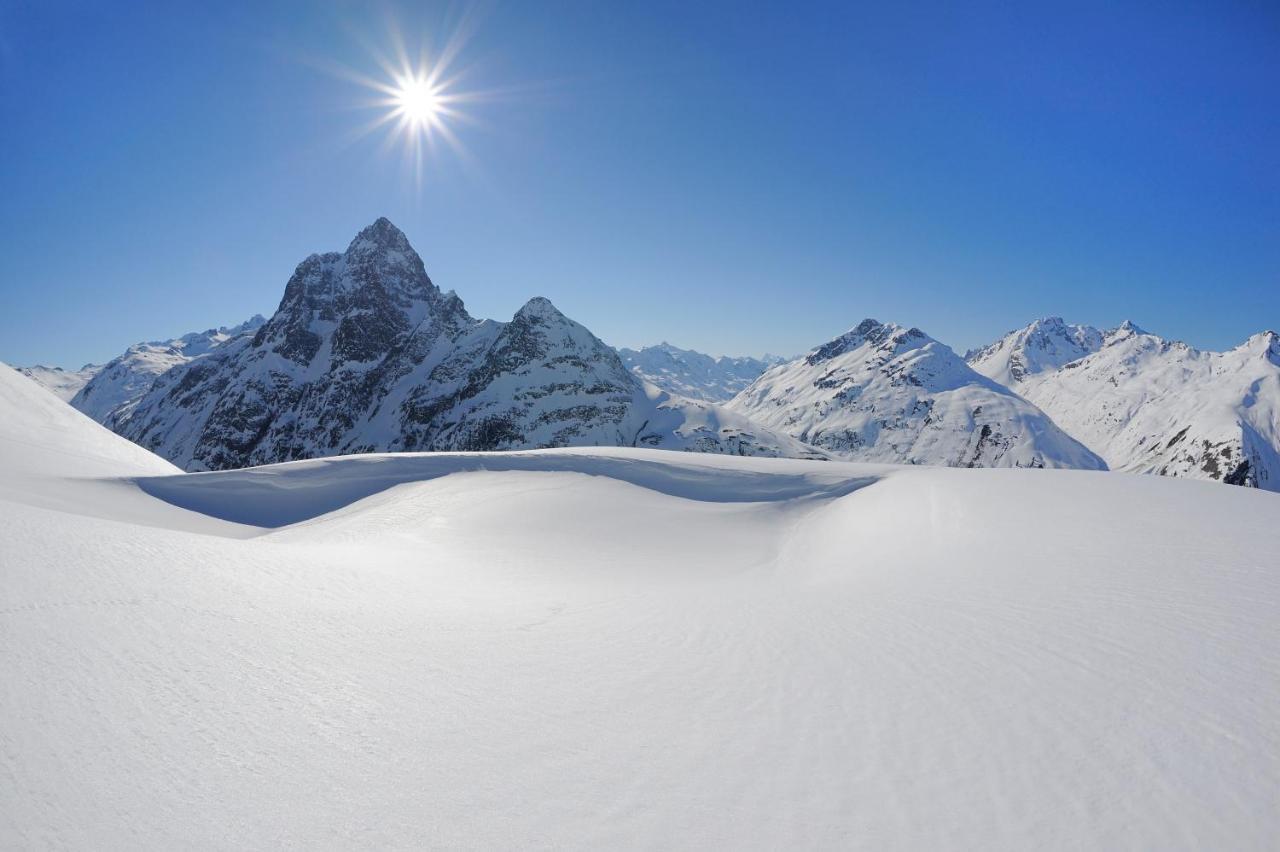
[1,0,1277,367]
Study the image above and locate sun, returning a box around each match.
[321,17,494,190]
[393,75,441,129]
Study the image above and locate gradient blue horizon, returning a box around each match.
[2,0,1277,368]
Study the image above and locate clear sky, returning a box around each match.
[2,1,1277,367]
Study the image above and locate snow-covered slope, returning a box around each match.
[4,366,1279,848]
[618,342,780,401]
[966,316,1104,386]
[69,314,266,426]
[0,361,176,480]
[116,219,818,470]
[17,362,103,401]
[727,319,1106,469]
[970,320,1280,491]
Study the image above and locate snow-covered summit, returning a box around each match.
[966,316,1104,386]
[1240,328,1280,359]
[727,319,1105,470]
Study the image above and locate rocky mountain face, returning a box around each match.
[117,219,821,470]
[726,319,1106,470]
[18,363,103,401]
[618,343,781,402]
[69,315,266,427]
[971,320,1280,490]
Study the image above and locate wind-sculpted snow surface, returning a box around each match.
[970,319,1280,490]
[115,219,817,470]
[138,448,873,527]
[727,319,1106,470]
[4,357,1280,848]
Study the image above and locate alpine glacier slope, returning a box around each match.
[4,357,1280,849]
[727,319,1105,469]
[618,342,780,402]
[970,319,1280,490]
[115,219,818,470]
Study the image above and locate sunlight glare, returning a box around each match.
[394,75,441,128]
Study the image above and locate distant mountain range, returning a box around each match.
[617,343,782,402]
[17,363,102,402]
[14,218,1279,490]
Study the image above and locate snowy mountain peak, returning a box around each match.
[1107,319,1149,340]
[513,296,566,323]
[276,217,440,315]
[805,319,905,365]
[258,220,465,369]
[966,317,1104,386]
[1238,329,1280,362]
[347,216,414,255]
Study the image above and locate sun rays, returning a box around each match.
[321,10,485,192]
